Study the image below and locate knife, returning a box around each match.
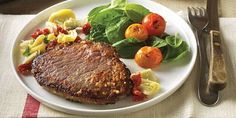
[206,0,227,91]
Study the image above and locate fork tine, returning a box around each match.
[187,7,192,16]
[197,7,203,16]
[188,6,208,30]
[201,7,207,17]
[192,7,198,16]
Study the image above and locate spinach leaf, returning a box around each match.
[124,3,150,22]
[149,34,189,62]
[149,36,167,48]
[110,0,127,9]
[88,4,110,22]
[112,38,145,59]
[90,9,125,26]
[87,24,110,43]
[163,46,178,60]
[163,40,189,62]
[105,17,132,44]
[99,0,127,12]
[165,34,183,48]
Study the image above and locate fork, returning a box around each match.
[188,7,219,106]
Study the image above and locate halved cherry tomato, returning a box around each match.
[125,23,148,41]
[142,13,166,36]
[135,46,163,68]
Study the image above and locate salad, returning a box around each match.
[18,0,189,101]
[87,0,189,67]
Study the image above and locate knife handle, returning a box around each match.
[208,30,227,91]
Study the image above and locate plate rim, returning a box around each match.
[10,0,197,115]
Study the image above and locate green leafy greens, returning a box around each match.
[105,17,132,43]
[87,0,150,45]
[149,34,190,62]
[112,38,146,59]
[87,0,189,61]
[23,46,31,57]
[109,0,127,9]
[87,24,109,43]
[124,3,150,22]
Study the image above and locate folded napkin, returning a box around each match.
[0,15,235,118]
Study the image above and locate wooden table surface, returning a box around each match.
[0,0,235,17]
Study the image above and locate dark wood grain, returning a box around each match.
[0,0,64,14]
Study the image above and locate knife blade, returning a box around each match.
[206,0,227,91]
[207,0,220,31]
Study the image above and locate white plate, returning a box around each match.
[11,0,197,116]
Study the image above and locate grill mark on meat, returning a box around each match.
[65,54,112,95]
[50,45,96,76]
[42,47,89,81]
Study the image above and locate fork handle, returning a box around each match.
[208,30,227,91]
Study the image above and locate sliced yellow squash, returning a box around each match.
[140,69,159,82]
[48,9,76,24]
[23,51,38,64]
[30,42,47,54]
[29,35,45,48]
[63,18,79,30]
[47,33,56,41]
[20,39,34,48]
[57,30,77,43]
[140,79,160,96]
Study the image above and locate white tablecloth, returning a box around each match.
[0,15,235,117]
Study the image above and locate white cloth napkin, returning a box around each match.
[0,15,235,117]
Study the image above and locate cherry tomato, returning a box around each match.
[42,28,50,35]
[17,61,32,75]
[135,46,163,68]
[82,23,91,35]
[130,73,142,87]
[31,33,38,39]
[130,73,146,101]
[31,28,50,39]
[74,36,81,42]
[31,29,43,39]
[142,13,166,36]
[132,87,147,101]
[57,25,68,34]
[46,40,58,51]
[125,23,148,41]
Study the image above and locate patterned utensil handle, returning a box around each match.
[208,30,227,91]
